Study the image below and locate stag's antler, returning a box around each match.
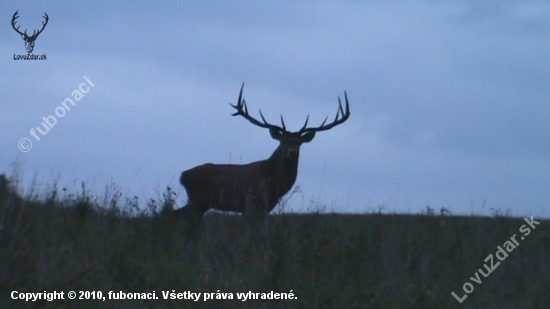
[299,92,350,134]
[35,12,49,37]
[230,83,288,131]
[11,11,49,39]
[11,11,25,36]
[230,83,350,133]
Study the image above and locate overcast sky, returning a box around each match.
[1,0,548,217]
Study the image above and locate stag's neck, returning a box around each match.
[268,145,284,162]
[267,145,299,190]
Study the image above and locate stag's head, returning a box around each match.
[11,11,49,53]
[230,84,350,163]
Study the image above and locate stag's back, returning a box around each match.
[180,162,276,213]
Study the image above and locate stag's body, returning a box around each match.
[176,84,349,222]
[179,144,298,217]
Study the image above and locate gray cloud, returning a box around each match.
[1,0,548,217]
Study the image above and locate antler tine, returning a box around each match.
[229,83,284,131]
[12,11,19,23]
[35,13,49,35]
[300,91,350,133]
[279,115,286,130]
[230,83,245,116]
[259,110,269,125]
[341,91,350,115]
[299,115,310,131]
[11,11,25,36]
[319,116,328,127]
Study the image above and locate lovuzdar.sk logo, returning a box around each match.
[11,10,48,60]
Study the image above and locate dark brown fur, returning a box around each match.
[177,131,311,219]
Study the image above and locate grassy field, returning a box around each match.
[0,174,548,308]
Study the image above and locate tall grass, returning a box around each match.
[0,174,548,308]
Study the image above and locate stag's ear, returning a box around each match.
[269,127,284,140]
[301,131,316,143]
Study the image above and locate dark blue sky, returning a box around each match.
[1,0,549,216]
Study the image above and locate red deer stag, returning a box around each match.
[175,84,350,221]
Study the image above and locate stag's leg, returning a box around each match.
[175,203,206,223]
[174,201,208,240]
[242,194,270,232]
